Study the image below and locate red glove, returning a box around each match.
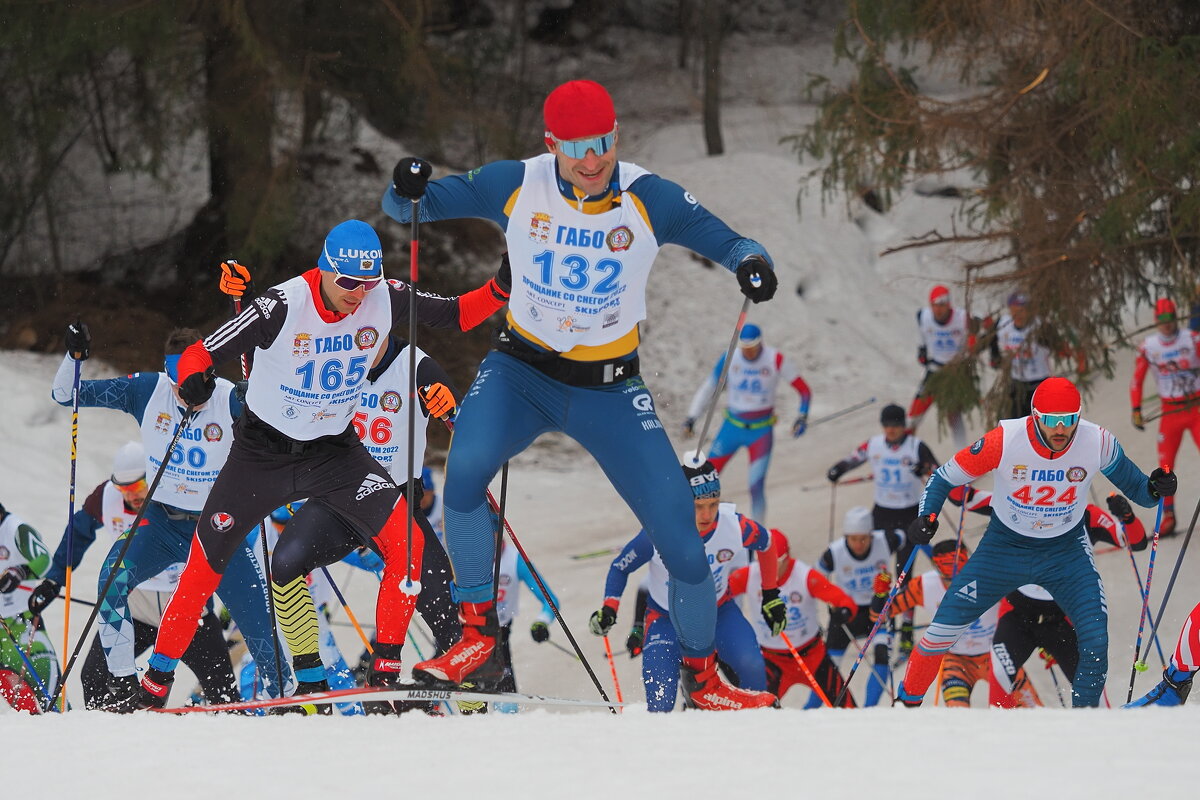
[872,570,893,597]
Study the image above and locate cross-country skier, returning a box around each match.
[812,506,901,707]
[1125,598,1200,707]
[47,325,289,708]
[29,442,238,709]
[588,458,779,711]
[729,529,858,707]
[896,377,1173,708]
[827,403,938,657]
[116,219,508,709]
[987,292,1085,421]
[683,324,811,522]
[1129,297,1200,536]
[0,502,58,712]
[382,79,778,709]
[906,285,977,449]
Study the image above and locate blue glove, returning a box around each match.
[792,413,808,438]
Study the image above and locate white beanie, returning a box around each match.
[843,506,873,535]
[111,441,146,485]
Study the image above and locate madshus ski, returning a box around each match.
[152,685,626,713]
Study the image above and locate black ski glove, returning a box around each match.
[588,605,617,636]
[1148,467,1177,499]
[735,255,777,303]
[393,157,432,200]
[179,367,216,407]
[66,320,91,361]
[530,621,550,643]
[1105,494,1136,525]
[907,513,939,546]
[27,579,60,613]
[0,566,28,594]
[625,625,645,658]
[761,588,787,636]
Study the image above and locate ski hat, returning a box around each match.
[543,80,617,143]
[318,220,384,278]
[1156,298,1178,322]
[1031,377,1081,416]
[111,441,146,485]
[929,285,950,305]
[681,454,721,499]
[1007,291,1030,307]
[880,403,906,427]
[843,506,873,535]
[738,324,763,348]
[770,528,791,558]
[931,539,970,579]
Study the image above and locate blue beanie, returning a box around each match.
[319,220,383,278]
[739,324,763,347]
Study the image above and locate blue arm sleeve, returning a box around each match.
[918,470,956,519]
[737,513,771,551]
[603,531,655,600]
[44,510,101,585]
[629,173,773,271]
[60,372,160,425]
[381,160,526,228]
[710,352,728,384]
[516,557,560,620]
[1101,446,1156,508]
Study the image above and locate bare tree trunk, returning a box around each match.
[677,0,692,69]
[701,0,723,156]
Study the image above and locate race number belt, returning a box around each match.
[724,411,777,430]
[492,326,639,388]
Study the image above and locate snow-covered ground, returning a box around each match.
[3,33,1200,800]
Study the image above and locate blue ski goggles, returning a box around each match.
[550,129,616,159]
[1035,410,1080,428]
[164,355,181,383]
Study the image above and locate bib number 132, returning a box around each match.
[534,251,622,295]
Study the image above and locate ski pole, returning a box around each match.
[319,566,373,655]
[1135,494,1198,670]
[808,396,878,427]
[602,635,624,708]
[1126,494,1165,703]
[60,353,82,711]
[835,543,921,706]
[693,297,752,460]
[1112,495,1167,668]
[404,182,422,597]
[838,622,893,699]
[827,482,837,543]
[780,631,831,707]
[16,585,96,607]
[49,405,199,712]
[1044,657,1068,708]
[0,616,55,711]
[231,289,286,698]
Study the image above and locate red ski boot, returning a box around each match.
[680,654,776,710]
[411,602,503,688]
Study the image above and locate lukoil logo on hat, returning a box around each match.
[319,220,384,278]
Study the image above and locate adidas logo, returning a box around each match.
[956,580,978,603]
[356,472,396,500]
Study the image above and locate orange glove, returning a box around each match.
[419,382,456,420]
[220,260,252,298]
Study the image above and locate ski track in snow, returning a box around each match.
[3,45,1199,800]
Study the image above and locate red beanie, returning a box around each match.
[543,80,617,142]
[1032,377,1081,415]
[770,529,791,558]
[929,285,950,304]
[1156,298,1177,321]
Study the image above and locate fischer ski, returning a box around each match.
[153,685,627,713]
[570,546,620,561]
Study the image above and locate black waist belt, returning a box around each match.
[492,327,639,387]
[238,408,358,456]
[157,502,201,522]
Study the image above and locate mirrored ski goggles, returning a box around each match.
[113,477,148,495]
[550,129,616,159]
[331,270,383,292]
[1035,410,1080,428]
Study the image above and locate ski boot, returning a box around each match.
[363,643,406,715]
[680,653,775,710]
[412,602,504,688]
[1160,509,1177,538]
[894,682,923,708]
[1124,665,1195,707]
[104,668,172,713]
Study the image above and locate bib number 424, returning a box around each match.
[1011,485,1077,506]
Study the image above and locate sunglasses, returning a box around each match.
[552,129,616,159]
[332,272,382,292]
[114,477,148,495]
[1036,410,1080,428]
